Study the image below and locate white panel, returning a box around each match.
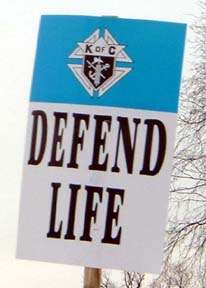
[17,102,177,273]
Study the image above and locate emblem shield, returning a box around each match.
[68,29,132,96]
[83,55,114,89]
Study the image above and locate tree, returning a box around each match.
[150,263,193,288]
[101,272,145,288]
[101,272,117,288]
[122,272,145,288]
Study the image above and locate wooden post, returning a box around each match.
[84,267,101,288]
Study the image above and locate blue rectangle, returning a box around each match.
[30,15,186,113]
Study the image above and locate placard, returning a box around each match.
[17,15,186,273]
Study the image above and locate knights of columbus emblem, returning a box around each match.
[68,29,132,96]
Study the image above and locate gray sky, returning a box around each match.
[0,0,198,287]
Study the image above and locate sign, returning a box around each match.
[17,15,186,273]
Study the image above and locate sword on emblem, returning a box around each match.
[87,57,110,87]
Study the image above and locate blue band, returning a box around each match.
[30,15,186,113]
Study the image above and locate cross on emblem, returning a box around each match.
[68,29,132,96]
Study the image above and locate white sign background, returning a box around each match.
[17,102,176,273]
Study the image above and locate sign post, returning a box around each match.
[84,268,101,288]
[17,15,186,275]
